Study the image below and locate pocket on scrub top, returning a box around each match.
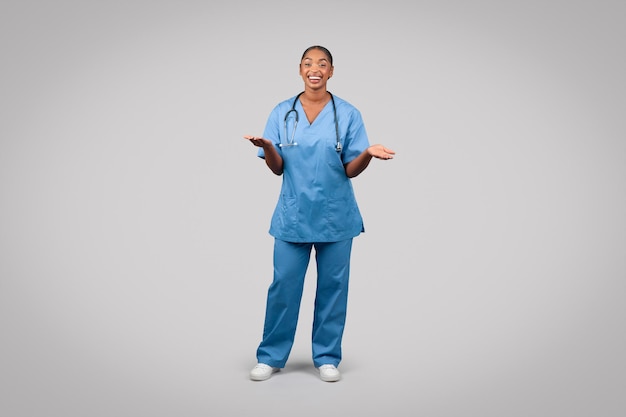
[325,197,358,234]
[276,195,298,230]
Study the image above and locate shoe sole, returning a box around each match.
[250,368,278,381]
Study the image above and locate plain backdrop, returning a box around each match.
[1,1,624,416]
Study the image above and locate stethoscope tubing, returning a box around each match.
[281,92,341,151]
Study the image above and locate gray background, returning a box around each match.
[1,0,624,416]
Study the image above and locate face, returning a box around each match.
[299,48,334,90]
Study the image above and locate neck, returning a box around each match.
[302,89,329,104]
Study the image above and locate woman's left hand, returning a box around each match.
[368,144,396,160]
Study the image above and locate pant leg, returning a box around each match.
[311,238,353,368]
[256,239,312,368]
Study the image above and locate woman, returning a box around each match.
[244,45,395,382]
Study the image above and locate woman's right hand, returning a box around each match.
[243,135,283,175]
[243,135,271,148]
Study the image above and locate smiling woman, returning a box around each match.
[2,0,624,415]
[243,45,395,382]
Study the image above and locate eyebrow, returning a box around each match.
[303,57,328,62]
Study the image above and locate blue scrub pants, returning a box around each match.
[256,238,353,368]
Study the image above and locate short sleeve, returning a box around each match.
[340,105,369,164]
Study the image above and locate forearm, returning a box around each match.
[344,144,396,178]
[263,143,284,175]
[344,149,372,178]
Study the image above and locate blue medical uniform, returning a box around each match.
[256,93,369,368]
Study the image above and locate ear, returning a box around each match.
[329,66,334,79]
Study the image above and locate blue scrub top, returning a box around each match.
[258,93,370,243]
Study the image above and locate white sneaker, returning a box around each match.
[318,364,341,382]
[250,363,279,381]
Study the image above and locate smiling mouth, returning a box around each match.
[308,76,322,81]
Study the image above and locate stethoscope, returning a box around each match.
[280,91,342,152]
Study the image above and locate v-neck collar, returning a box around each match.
[297,96,332,126]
